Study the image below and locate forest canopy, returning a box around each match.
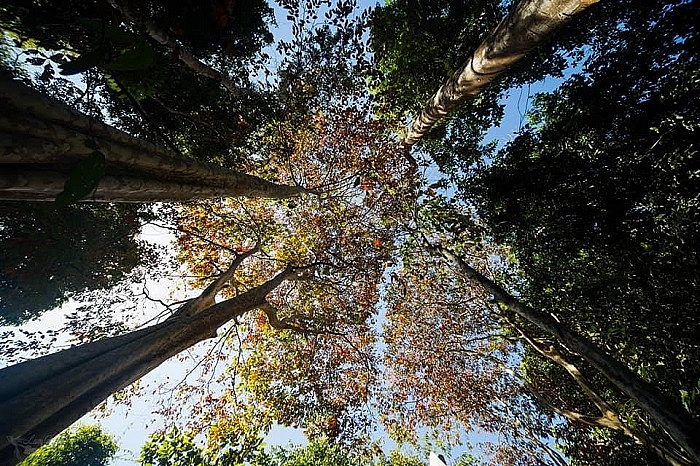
[0,0,698,465]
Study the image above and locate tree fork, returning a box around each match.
[0,266,297,466]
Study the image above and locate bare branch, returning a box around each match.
[259,302,343,336]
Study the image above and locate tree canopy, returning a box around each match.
[0,0,698,465]
[0,202,154,324]
[18,425,117,466]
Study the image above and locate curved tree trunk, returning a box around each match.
[0,258,297,466]
[404,0,599,146]
[0,76,307,202]
[428,242,700,464]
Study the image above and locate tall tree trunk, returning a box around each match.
[0,75,307,202]
[0,262,297,466]
[427,242,700,464]
[404,0,599,146]
[509,319,694,466]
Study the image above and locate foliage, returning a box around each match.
[466,0,700,461]
[19,425,117,466]
[141,430,208,466]
[0,0,277,168]
[140,432,442,466]
[381,227,561,465]
[164,9,414,446]
[0,202,152,324]
[2,0,699,463]
[140,420,269,466]
[173,147,408,446]
[0,0,272,60]
[268,438,362,466]
[144,0,274,58]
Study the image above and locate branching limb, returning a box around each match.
[422,237,700,464]
[259,302,344,336]
[106,0,246,97]
[150,221,238,254]
[174,242,260,318]
[505,315,620,424]
[504,316,694,466]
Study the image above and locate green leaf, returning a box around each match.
[102,39,153,71]
[75,18,136,47]
[59,47,106,75]
[55,151,106,207]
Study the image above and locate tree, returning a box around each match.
[0,244,312,464]
[382,211,698,465]
[425,241,699,464]
[461,0,700,462]
[0,75,308,203]
[2,0,698,464]
[382,222,570,465]
[0,0,272,96]
[368,0,700,461]
[139,428,434,466]
[17,425,117,466]
[369,0,600,147]
[269,438,362,466]
[140,419,268,466]
[0,24,410,456]
[0,2,408,463]
[140,429,212,466]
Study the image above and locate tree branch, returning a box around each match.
[106,0,247,97]
[176,242,260,317]
[259,302,344,336]
[421,237,700,463]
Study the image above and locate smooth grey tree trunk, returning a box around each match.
[430,244,700,464]
[0,75,307,202]
[404,0,599,146]
[0,261,296,466]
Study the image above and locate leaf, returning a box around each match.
[102,39,154,71]
[26,56,46,66]
[74,18,133,45]
[55,151,106,207]
[59,47,106,75]
[48,53,65,63]
[103,24,140,48]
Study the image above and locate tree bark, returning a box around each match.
[427,242,700,464]
[0,264,297,466]
[404,0,599,146]
[0,75,307,202]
